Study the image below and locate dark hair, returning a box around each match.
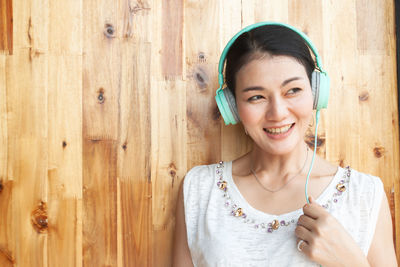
[225,25,316,97]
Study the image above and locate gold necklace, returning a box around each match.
[250,147,309,193]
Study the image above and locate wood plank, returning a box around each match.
[161,0,183,77]
[356,0,386,53]
[185,0,221,168]
[82,139,117,266]
[5,0,49,265]
[0,54,13,267]
[150,1,185,266]
[48,1,81,55]
[116,1,152,265]
[82,1,120,265]
[82,0,119,141]
[0,0,12,54]
[47,1,83,266]
[7,48,48,267]
[117,41,152,266]
[151,80,186,267]
[47,54,83,267]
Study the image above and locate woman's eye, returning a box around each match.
[287,88,302,95]
[248,95,263,101]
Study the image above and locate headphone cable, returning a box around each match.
[305,110,320,204]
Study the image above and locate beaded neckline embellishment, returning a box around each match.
[216,161,351,233]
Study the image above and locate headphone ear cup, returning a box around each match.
[215,88,240,125]
[223,88,240,123]
[311,71,330,110]
[311,71,319,110]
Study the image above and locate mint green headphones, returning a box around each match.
[215,21,330,125]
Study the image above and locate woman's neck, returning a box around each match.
[248,142,310,181]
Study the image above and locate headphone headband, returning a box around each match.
[218,22,325,88]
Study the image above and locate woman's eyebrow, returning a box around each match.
[281,77,303,88]
[241,77,304,92]
[241,86,264,93]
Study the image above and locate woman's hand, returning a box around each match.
[295,196,370,267]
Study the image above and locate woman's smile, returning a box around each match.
[264,123,295,139]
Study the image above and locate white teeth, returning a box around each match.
[265,124,293,134]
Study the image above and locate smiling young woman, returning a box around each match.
[173,23,398,267]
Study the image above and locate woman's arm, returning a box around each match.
[367,192,398,266]
[172,179,194,267]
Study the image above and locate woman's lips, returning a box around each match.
[263,123,295,139]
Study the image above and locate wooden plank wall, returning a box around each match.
[0,0,398,266]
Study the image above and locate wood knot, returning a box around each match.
[193,66,209,90]
[358,91,369,101]
[169,163,177,187]
[198,52,206,62]
[169,169,176,177]
[129,3,151,14]
[98,88,105,104]
[0,180,3,193]
[104,23,115,38]
[168,163,177,177]
[31,201,48,233]
[373,146,385,158]
[62,141,67,148]
[122,142,127,150]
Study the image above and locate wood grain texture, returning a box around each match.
[151,79,187,267]
[185,0,221,169]
[47,54,83,267]
[0,54,13,266]
[356,0,387,53]
[0,0,398,266]
[7,50,48,266]
[0,0,12,54]
[117,41,152,266]
[5,0,50,265]
[151,1,186,266]
[47,1,83,266]
[82,0,119,142]
[161,0,183,77]
[82,1,119,265]
[83,139,118,266]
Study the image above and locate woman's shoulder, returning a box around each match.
[184,162,219,180]
[183,161,226,192]
[347,167,384,194]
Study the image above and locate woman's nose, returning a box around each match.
[266,95,289,121]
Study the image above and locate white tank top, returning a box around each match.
[183,161,384,267]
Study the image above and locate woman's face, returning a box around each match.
[235,55,313,155]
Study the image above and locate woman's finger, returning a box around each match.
[297,214,316,232]
[294,224,312,242]
[303,197,326,220]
